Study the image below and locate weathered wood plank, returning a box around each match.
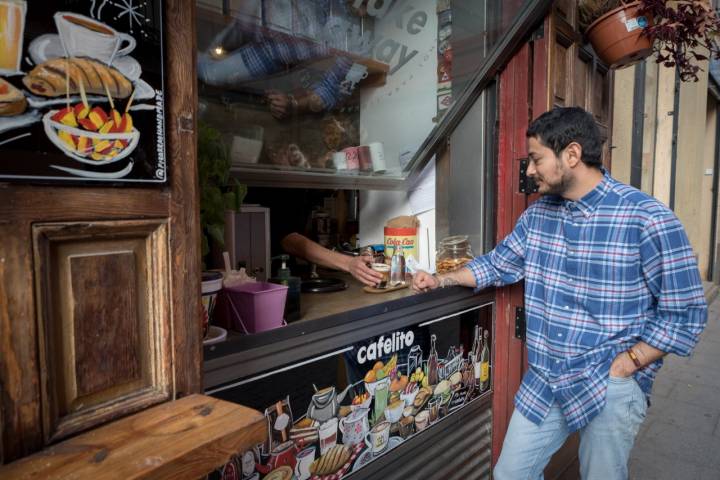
[0,395,266,480]
[165,0,202,399]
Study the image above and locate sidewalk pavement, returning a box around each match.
[628,283,720,479]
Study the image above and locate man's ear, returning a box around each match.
[565,142,583,168]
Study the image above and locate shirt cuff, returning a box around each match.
[465,258,492,293]
[640,312,703,357]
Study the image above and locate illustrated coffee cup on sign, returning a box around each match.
[55,12,136,65]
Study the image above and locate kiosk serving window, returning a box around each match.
[195,0,532,189]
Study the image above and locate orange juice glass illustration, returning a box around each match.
[0,0,26,73]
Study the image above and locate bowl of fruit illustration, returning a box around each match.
[43,101,139,165]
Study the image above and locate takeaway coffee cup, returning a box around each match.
[371,263,390,289]
[55,12,136,64]
[368,142,386,173]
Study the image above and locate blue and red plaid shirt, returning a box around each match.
[466,171,707,431]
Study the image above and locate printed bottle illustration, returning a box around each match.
[479,329,490,392]
[427,333,439,386]
[471,325,481,391]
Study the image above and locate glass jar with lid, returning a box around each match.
[436,235,474,273]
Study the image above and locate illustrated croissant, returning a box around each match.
[23,57,132,99]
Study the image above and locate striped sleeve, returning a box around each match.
[639,213,708,356]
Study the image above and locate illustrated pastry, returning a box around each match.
[23,57,132,98]
[309,445,350,476]
[0,77,27,116]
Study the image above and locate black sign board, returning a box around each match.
[0,0,166,183]
[209,305,493,479]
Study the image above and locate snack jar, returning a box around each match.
[436,235,474,274]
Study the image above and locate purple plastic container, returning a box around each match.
[225,282,288,333]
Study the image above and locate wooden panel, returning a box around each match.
[33,220,171,443]
[592,64,611,126]
[165,0,202,401]
[552,34,572,107]
[0,395,266,480]
[573,51,591,108]
[72,252,141,397]
[0,0,201,462]
[553,0,576,28]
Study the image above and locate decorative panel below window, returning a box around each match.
[32,219,172,443]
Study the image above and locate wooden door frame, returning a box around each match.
[0,0,201,461]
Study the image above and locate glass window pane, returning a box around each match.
[196,0,532,184]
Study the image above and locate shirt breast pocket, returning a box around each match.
[583,248,642,330]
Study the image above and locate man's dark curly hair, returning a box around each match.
[526,107,604,169]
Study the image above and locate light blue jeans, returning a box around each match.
[494,376,648,480]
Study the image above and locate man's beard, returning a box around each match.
[537,163,574,197]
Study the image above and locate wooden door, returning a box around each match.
[0,1,201,462]
[493,1,613,475]
[549,0,613,168]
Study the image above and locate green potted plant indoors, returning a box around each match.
[198,121,246,264]
[579,0,720,81]
[198,122,246,339]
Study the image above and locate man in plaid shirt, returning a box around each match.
[413,107,708,479]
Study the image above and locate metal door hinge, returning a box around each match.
[519,158,538,194]
[515,307,526,341]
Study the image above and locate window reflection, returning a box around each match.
[195,0,529,179]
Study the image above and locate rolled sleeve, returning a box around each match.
[465,209,528,292]
[640,213,708,356]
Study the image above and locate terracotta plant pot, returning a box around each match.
[586,1,653,68]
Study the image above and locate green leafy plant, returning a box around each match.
[198,121,246,261]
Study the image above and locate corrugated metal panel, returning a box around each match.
[348,395,492,480]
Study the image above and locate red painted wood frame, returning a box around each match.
[491,18,549,464]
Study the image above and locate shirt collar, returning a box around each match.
[564,169,611,217]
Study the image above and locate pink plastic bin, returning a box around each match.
[224,282,288,334]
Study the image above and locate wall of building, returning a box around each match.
[700,98,717,278]
[610,66,634,185]
[611,57,715,279]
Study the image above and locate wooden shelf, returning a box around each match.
[0,395,266,480]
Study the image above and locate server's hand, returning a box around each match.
[348,254,383,287]
[412,270,440,292]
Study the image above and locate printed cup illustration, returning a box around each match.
[368,142,386,173]
[318,417,338,455]
[370,263,390,289]
[415,410,429,431]
[365,421,390,455]
[54,12,136,65]
[364,374,390,397]
[0,0,27,74]
[294,446,315,480]
[339,409,369,446]
[384,399,404,423]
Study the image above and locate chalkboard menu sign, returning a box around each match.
[0,0,166,183]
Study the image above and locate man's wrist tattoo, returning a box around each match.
[438,275,459,288]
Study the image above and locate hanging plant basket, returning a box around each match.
[585,1,653,68]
